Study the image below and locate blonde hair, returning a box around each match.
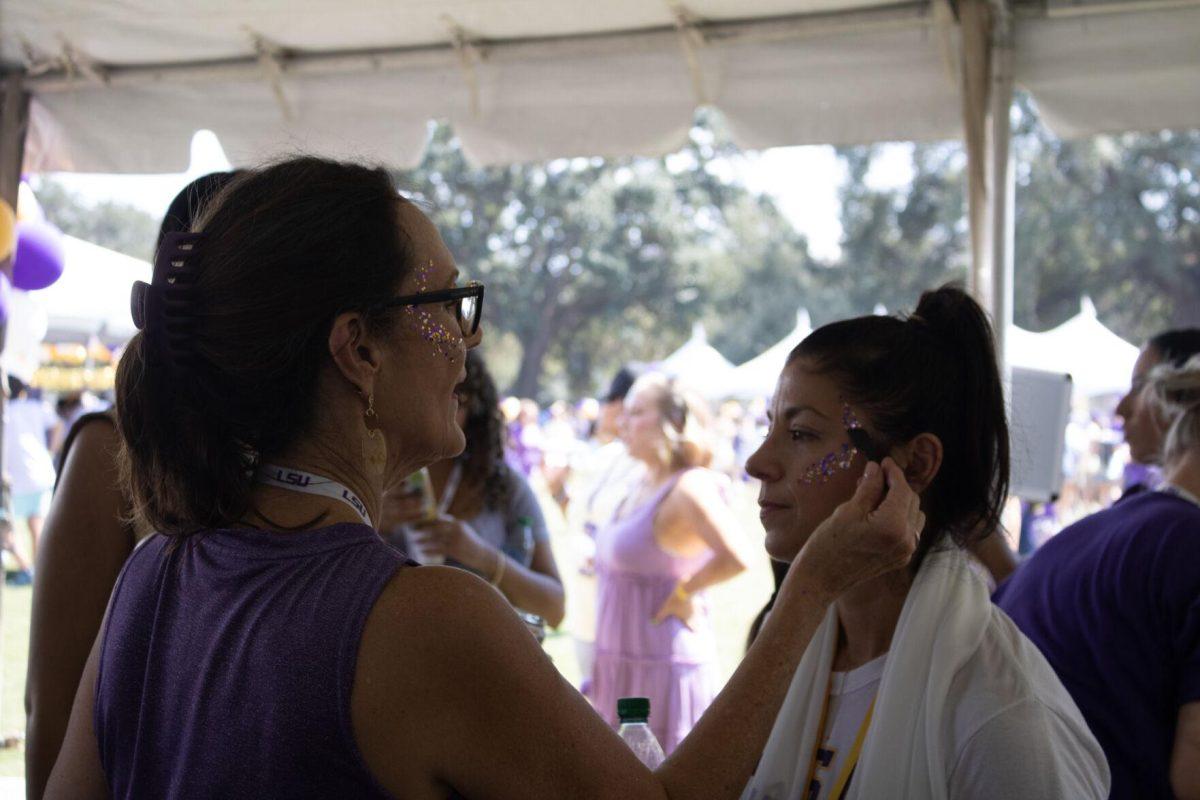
[630,373,714,470]
[1148,355,1200,465]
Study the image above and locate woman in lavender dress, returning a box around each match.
[592,373,748,754]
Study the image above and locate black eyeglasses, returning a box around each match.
[374,281,485,337]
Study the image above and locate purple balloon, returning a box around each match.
[13,219,65,291]
[0,271,10,323]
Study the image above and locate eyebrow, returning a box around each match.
[766,405,830,423]
[444,269,460,289]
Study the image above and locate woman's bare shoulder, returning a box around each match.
[358,565,522,678]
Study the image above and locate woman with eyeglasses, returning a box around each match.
[380,350,566,630]
[47,157,924,800]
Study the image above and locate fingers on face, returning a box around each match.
[852,460,885,508]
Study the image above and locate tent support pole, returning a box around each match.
[961,0,992,320]
[0,73,29,223]
[0,69,30,732]
[989,2,1015,371]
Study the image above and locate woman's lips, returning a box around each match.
[758,501,790,519]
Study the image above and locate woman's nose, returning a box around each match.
[745,439,780,483]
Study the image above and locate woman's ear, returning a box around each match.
[894,432,944,494]
[328,311,383,395]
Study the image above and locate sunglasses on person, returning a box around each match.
[373,281,485,337]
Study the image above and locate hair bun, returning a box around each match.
[1152,355,1200,464]
[909,284,998,366]
[1151,355,1200,412]
[911,284,982,333]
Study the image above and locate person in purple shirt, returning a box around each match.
[995,329,1200,800]
[44,157,925,800]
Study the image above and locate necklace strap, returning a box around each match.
[255,465,373,528]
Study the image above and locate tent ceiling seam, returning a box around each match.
[1041,0,1200,16]
[15,2,940,92]
[441,15,484,119]
[245,28,294,122]
[668,2,712,106]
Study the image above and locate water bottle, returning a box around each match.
[617,697,665,769]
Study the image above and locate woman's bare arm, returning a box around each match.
[494,537,566,627]
[355,459,922,799]
[43,629,110,800]
[355,562,828,799]
[1173,701,1200,800]
[471,476,565,626]
[26,420,132,800]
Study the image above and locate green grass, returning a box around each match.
[1,581,31,778]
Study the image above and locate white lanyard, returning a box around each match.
[256,464,373,528]
[438,461,464,516]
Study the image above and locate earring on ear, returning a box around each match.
[362,392,388,477]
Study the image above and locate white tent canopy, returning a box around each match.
[660,322,737,399]
[41,235,151,344]
[0,234,149,384]
[3,0,1199,378]
[6,0,1200,174]
[728,308,813,400]
[1008,296,1140,397]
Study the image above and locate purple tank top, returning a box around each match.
[95,523,407,799]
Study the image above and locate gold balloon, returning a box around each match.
[0,199,15,261]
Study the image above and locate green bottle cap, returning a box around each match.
[617,696,650,723]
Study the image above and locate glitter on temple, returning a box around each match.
[842,402,863,431]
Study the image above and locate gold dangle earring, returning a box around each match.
[362,392,388,477]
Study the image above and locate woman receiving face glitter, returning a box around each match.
[741,286,1108,800]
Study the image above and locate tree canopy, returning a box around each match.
[33,98,1200,399]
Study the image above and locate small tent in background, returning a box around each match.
[727,309,813,401]
[1008,297,1139,398]
[1,235,149,390]
[659,322,737,401]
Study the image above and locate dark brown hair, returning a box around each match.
[116,157,412,535]
[790,284,1010,572]
[456,351,511,511]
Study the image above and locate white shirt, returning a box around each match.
[745,550,1108,800]
[780,625,1108,800]
[809,655,885,800]
[3,397,58,495]
[941,615,1110,799]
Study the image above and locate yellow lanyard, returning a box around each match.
[803,675,878,800]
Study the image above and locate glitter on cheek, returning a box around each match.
[401,259,464,361]
[404,307,462,360]
[798,443,859,485]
